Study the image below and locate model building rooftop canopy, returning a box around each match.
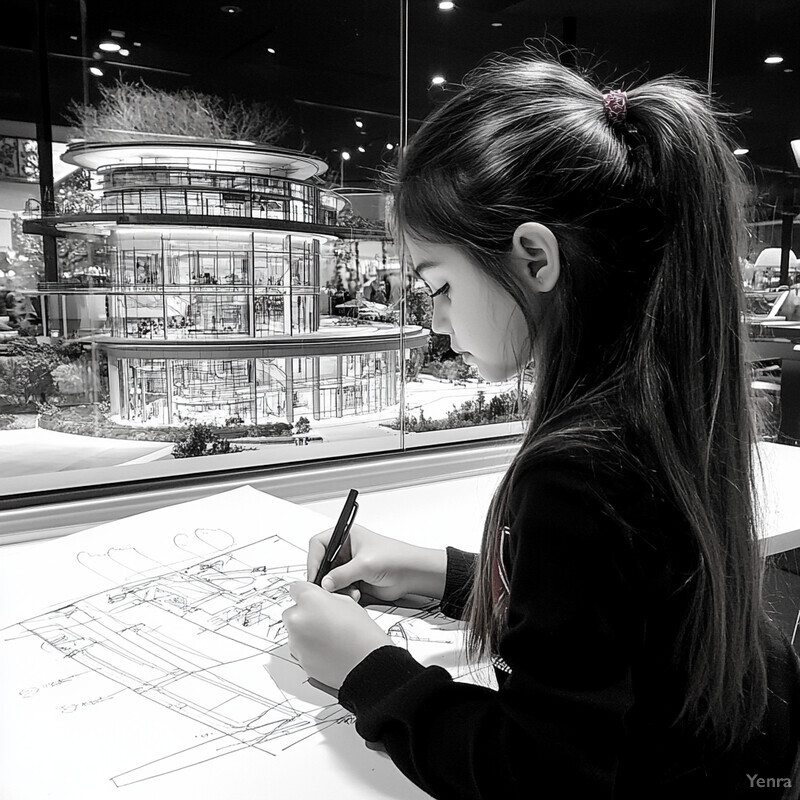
[63,139,330,180]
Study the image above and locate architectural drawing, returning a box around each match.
[3,526,482,790]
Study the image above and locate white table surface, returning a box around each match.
[304,442,800,558]
[303,470,502,555]
[757,442,800,555]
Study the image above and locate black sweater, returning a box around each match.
[338,455,800,799]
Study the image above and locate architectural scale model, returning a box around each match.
[25,139,427,424]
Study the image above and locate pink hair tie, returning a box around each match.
[602,90,628,124]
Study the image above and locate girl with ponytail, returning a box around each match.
[283,46,800,798]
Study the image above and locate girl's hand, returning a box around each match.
[307,522,447,603]
[281,581,394,689]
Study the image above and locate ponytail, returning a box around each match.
[618,81,768,749]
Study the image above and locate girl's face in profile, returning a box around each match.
[406,238,531,383]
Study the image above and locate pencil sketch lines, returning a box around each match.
[3,528,476,788]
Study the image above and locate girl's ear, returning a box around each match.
[510,222,561,293]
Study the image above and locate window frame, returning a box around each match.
[0,436,521,545]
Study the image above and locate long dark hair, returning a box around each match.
[391,47,767,752]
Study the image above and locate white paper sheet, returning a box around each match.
[0,486,488,800]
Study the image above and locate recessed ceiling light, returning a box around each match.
[119,48,130,57]
[385,143,394,150]
[357,146,365,153]
[491,21,503,27]
[133,41,142,47]
[69,35,78,41]
[784,68,794,73]
[89,66,104,77]
[733,147,749,156]
[438,2,455,10]
[221,5,242,13]
[764,55,784,64]
[431,75,446,85]
[341,151,351,161]
[99,40,121,52]
[267,47,276,54]
[354,118,363,128]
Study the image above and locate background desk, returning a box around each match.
[757,442,800,555]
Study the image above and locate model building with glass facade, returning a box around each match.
[27,139,427,425]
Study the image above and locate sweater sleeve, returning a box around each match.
[338,463,648,799]
[439,546,477,620]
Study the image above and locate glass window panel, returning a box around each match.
[2,1,413,490]
[101,194,121,213]
[163,190,187,214]
[220,192,246,216]
[132,253,161,286]
[204,193,223,215]
[121,191,141,213]
[118,250,136,285]
[109,295,126,336]
[184,191,203,215]
[254,291,286,336]
[266,199,287,220]
[164,293,191,338]
[163,244,193,285]
[125,294,165,339]
[139,190,161,213]
[125,358,168,422]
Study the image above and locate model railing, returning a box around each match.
[99,186,339,226]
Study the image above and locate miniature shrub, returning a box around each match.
[172,423,244,458]
[386,387,530,432]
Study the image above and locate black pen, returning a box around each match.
[313,489,359,586]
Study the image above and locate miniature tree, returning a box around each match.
[66,80,291,145]
[0,350,53,407]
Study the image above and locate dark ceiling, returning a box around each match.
[1,0,799,193]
